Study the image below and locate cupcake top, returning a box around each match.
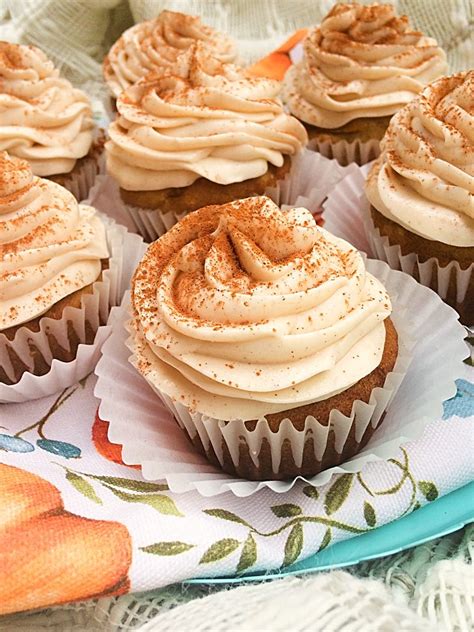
[0,42,94,177]
[131,196,392,421]
[103,10,237,98]
[366,72,474,248]
[283,3,447,129]
[0,152,108,330]
[106,44,307,192]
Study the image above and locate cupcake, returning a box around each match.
[129,195,400,480]
[103,10,237,100]
[106,44,307,241]
[0,152,110,385]
[365,72,474,325]
[0,42,103,201]
[283,3,447,165]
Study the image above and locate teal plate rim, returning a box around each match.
[187,481,474,585]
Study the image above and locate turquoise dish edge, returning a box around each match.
[187,481,474,585]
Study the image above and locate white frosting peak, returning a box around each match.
[103,10,237,97]
[283,2,447,128]
[366,71,474,247]
[0,152,109,329]
[106,44,307,191]
[0,41,94,176]
[131,196,392,421]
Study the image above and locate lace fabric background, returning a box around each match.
[0,1,472,630]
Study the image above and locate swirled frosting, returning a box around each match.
[106,45,307,191]
[0,152,109,330]
[131,196,392,421]
[0,42,94,176]
[103,10,237,98]
[366,72,474,247]
[283,3,447,129]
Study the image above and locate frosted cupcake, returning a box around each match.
[283,3,447,165]
[0,42,102,200]
[106,44,307,240]
[103,10,237,100]
[129,196,400,480]
[365,72,474,325]
[0,152,110,385]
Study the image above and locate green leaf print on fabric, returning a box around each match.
[104,486,183,516]
[203,509,252,528]
[86,475,169,493]
[237,534,258,573]
[318,528,332,552]
[140,542,195,556]
[418,481,439,502]
[66,471,102,504]
[271,504,302,518]
[363,501,377,527]
[200,539,241,564]
[324,474,354,515]
[302,485,319,500]
[283,523,303,567]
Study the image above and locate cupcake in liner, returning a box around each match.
[0,153,145,403]
[282,3,447,166]
[105,44,307,242]
[120,195,418,482]
[364,72,474,325]
[120,149,358,240]
[94,250,466,495]
[0,42,102,201]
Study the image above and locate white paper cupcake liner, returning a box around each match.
[307,136,381,167]
[94,259,467,496]
[0,215,146,404]
[117,150,356,241]
[323,167,474,317]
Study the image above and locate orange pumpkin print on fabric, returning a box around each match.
[0,463,132,615]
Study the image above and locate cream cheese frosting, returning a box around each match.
[0,152,109,330]
[103,10,237,98]
[283,3,447,129]
[106,44,307,192]
[0,42,94,177]
[131,196,392,421]
[366,72,474,248]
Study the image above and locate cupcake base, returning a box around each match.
[172,318,399,480]
[119,157,292,216]
[304,118,391,166]
[0,261,109,385]
[370,206,474,325]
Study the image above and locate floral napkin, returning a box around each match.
[0,366,472,615]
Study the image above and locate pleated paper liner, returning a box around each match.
[306,136,381,168]
[112,150,359,241]
[323,167,474,322]
[94,259,467,497]
[0,215,145,404]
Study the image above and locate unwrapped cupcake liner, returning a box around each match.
[323,167,474,315]
[307,136,381,167]
[94,258,467,496]
[0,215,145,403]
[118,150,357,241]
